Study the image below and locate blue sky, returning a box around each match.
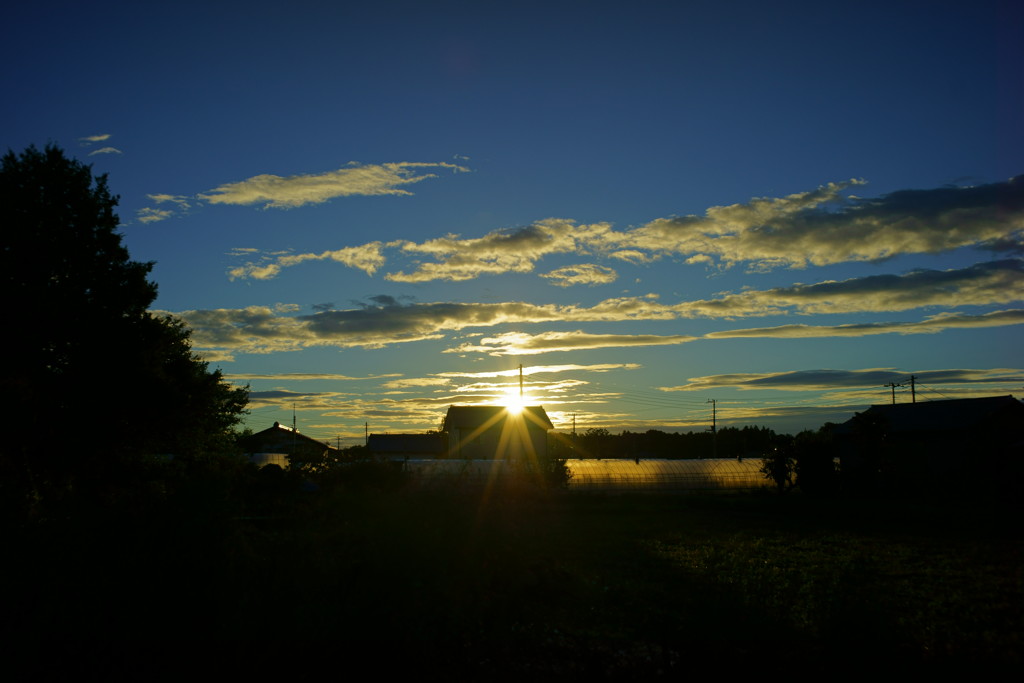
[6,1,1022,446]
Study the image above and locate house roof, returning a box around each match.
[367,433,447,455]
[442,405,553,431]
[239,422,339,454]
[839,395,1024,435]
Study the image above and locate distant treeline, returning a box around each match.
[551,425,789,460]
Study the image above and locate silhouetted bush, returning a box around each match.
[793,425,839,496]
[321,458,409,492]
[760,445,796,493]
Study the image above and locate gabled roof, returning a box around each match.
[442,405,553,431]
[841,395,1024,434]
[239,422,338,454]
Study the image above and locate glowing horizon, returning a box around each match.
[8,3,1020,446]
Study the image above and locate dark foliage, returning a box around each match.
[572,424,785,460]
[0,145,248,518]
[792,423,840,496]
[760,444,797,492]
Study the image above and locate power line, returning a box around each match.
[883,381,903,405]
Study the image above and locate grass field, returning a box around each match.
[7,482,1021,676]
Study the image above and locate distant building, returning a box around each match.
[239,421,340,468]
[367,433,447,460]
[441,405,553,461]
[835,395,1024,495]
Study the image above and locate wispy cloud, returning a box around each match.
[226,176,1024,282]
[162,274,1024,358]
[158,301,525,356]
[139,160,469,228]
[446,377,590,397]
[77,133,119,154]
[359,364,643,416]
[228,242,394,280]
[229,218,616,283]
[380,377,454,390]
[198,161,469,208]
[385,219,610,282]
[541,264,618,287]
[136,207,175,224]
[444,330,698,355]
[148,193,192,209]
[674,260,1024,317]
[436,363,642,378]
[705,309,1024,339]
[161,296,682,356]
[628,176,1024,269]
[228,372,401,381]
[246,389,355,412]
[659,367,1024,392]
[136,194,192,223]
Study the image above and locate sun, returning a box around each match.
[502,387,527,414]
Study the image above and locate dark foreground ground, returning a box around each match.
[4,482,1021,677]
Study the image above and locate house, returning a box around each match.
[441,405,553,461]
[367,433,447,460]
[835,395,1024,494]
[239,421,340,468]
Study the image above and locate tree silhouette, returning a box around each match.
[792,424,839,496]
[760,444,796,493]
[0,145,247,514]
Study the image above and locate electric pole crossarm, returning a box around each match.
[884,382,903,404]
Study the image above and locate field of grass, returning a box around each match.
[6,481,1021,676]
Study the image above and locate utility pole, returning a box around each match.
[519,363,524,399]
[707,398,717,459]
[884,381,903,404]
[365,422,369,446]
[909,375,917,403]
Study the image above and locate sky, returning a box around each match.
[5,1,1022,446]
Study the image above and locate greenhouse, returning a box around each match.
[397,458,772,493]
[566,458,772,493]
